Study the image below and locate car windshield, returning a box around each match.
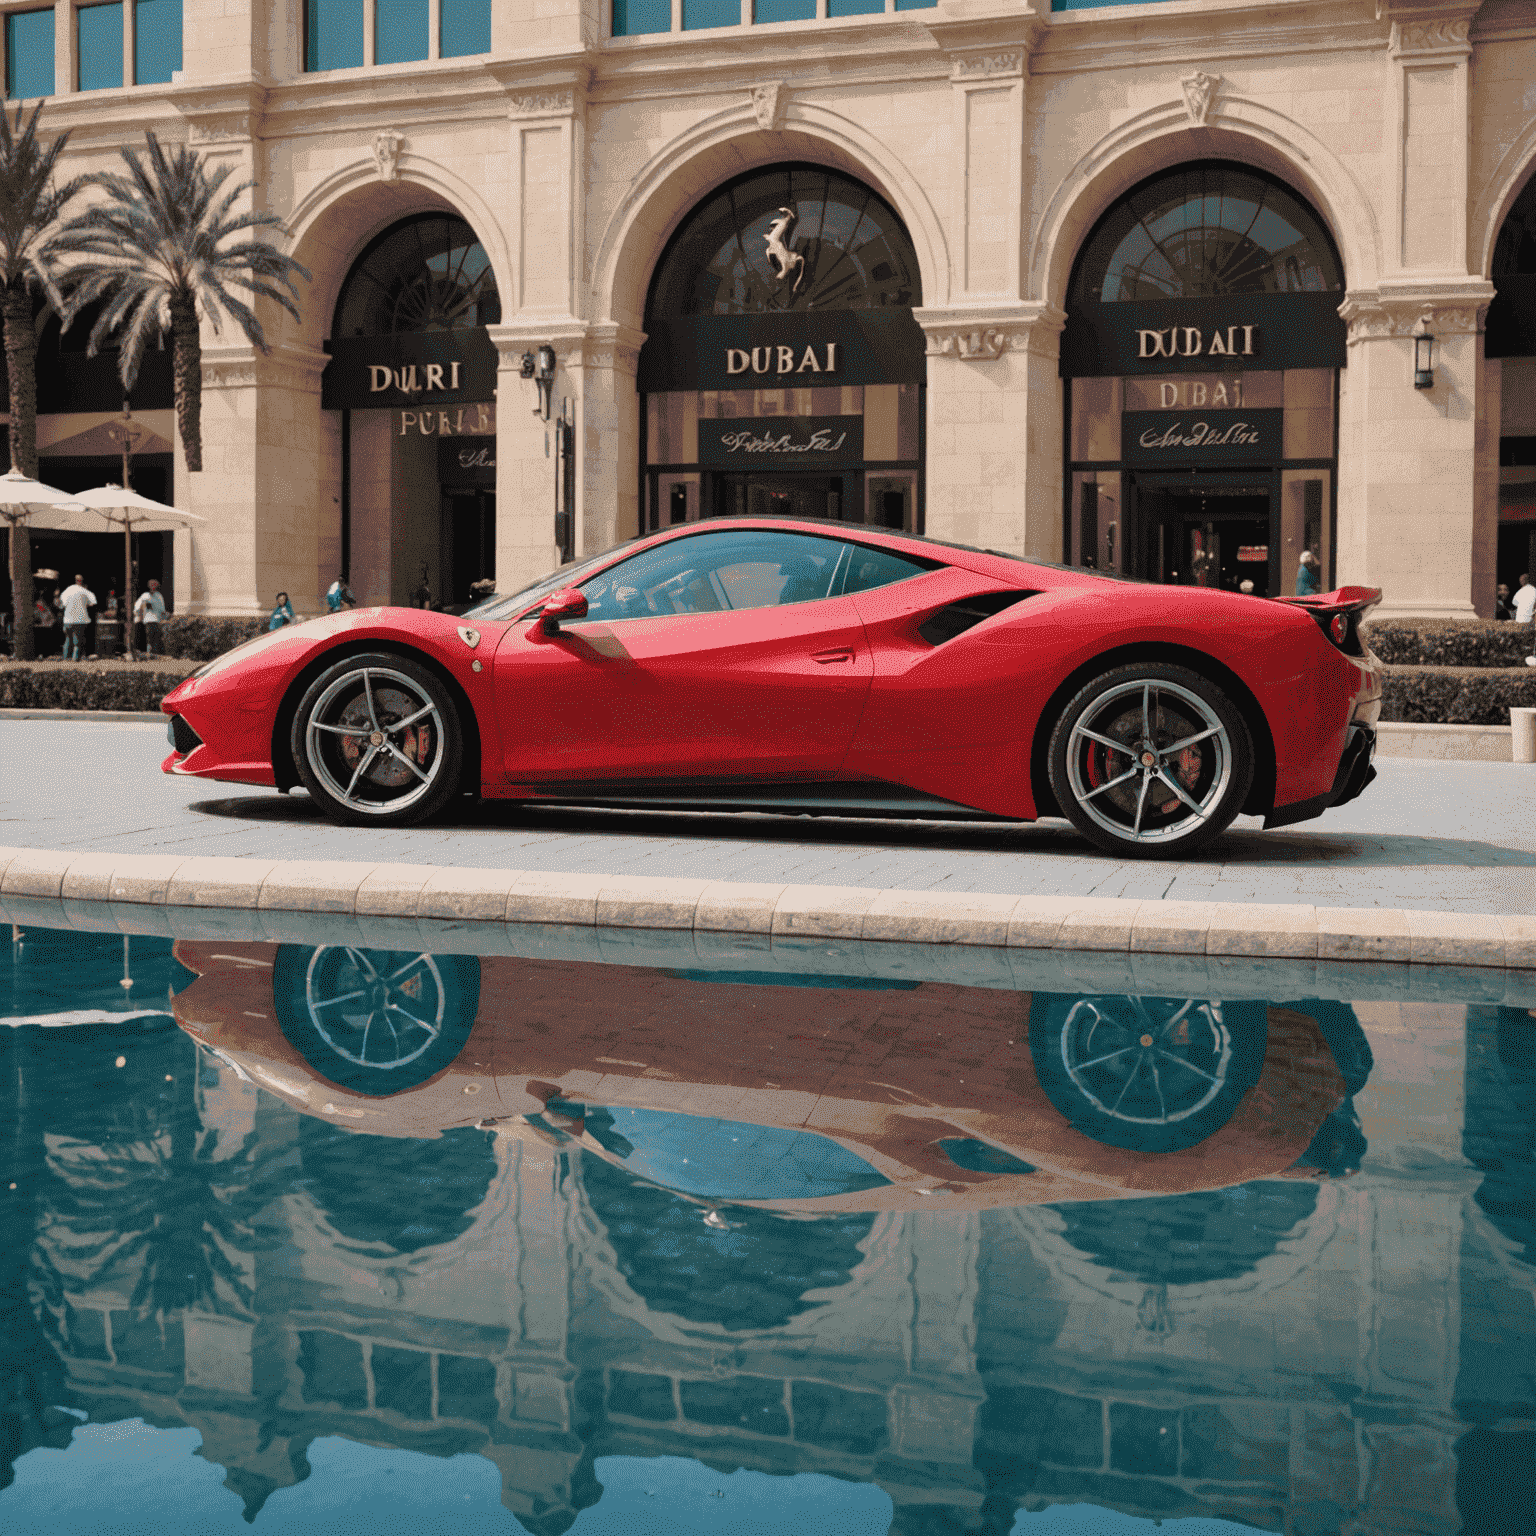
[461,541,645,621]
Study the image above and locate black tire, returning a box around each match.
[1047,662,1253,858]
[1028,992,1269,1153]
[272,945,481,1096]
[291,651,462,827]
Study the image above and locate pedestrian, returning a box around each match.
[33,593,56,655]
[267,591,296,630]
[1496,583,1514,620]
[1295,550,1320,596]
[59,573,96,661]
[1514,573,1536,625]
[133,579,166,658]
[326,572,356,612]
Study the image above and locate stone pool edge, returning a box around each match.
[1,844,1531,972]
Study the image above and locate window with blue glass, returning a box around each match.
[755,0,813,21]
[375,0,428,63]
[828,0,884,14]
[77,3,124,91]
[893,0,936,9]
[440,0,490,56]
[5,9,55,100]
[134,0,182,84]
[1053,0,1174,7]
[683,0,737,27]
[612,0,669,34]
[306,0,364,71]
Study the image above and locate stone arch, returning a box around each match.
[1029,94,1380,310]
[279,155,513,352]
[589,101,952,334]
[1473,129,1536,279]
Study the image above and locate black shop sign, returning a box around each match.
[1060,292,1347,378]
[322,329,499,410]
[640,310,926,392]
[1122,408,1285,466]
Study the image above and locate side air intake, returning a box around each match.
[917,591,1036,647]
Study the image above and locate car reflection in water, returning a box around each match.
[171,942,1373,1218]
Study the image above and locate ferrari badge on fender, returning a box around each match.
[456,627,481,649]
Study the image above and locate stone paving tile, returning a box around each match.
[4,720,1536,916]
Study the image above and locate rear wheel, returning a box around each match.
[1047,663,1253,858]
[291,652,462,827]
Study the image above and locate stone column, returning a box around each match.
[1336,290,1493,619]
[916,304,1065,560]
[571,323,645,557]
[193,345,331,615]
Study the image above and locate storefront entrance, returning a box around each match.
[1061,162,1345,591]
[1133,479,1274,594]
[639,164,926,535]
[442,487,496,605]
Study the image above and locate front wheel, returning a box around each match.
[291,652,463,827]
[1047,663,1253,858]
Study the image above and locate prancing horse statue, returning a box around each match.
[764,207,806,294]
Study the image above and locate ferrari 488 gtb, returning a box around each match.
[161,518,1381,857]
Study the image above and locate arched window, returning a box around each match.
[333,214,501,338]
[646,163,921,323]
[1070,161,1344,307]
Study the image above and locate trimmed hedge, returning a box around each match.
[1381,664,1536,725]
[1363,617,1535,668]
[159,614,267,661]
[0,664,190,712]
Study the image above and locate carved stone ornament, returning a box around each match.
[951,52,1024,83]
[751,82,787,131]
[189,114,254,145]
[1181,71,1219,128]
[1339,295,1488,341]
[372,129,405,181]
[1391,16,1473,54]
[510,90,575,117]
[927,328,1010,361]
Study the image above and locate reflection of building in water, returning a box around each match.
[5,996,1533,1534]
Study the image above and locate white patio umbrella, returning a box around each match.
[0,470,87,657]
[72,486,205,659]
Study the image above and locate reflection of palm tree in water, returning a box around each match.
[33,1029,280,1335]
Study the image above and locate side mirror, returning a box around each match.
[535,587,588,636]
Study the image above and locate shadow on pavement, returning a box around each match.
[186,793,1536,868]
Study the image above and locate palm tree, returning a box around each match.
[57,130,310,473]
[0,103,85,661]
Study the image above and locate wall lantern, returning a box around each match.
[1413,319,1434,390]
[525,344,556,419]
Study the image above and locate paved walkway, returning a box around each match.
[8,718,1535,915]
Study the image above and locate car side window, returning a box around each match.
[839,544,935,596]
[579,530,844,622]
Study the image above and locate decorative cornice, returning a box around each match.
[1390,15,1474,56]
[915,303,1065,361]
[750,81,787,130]
[509,89,577,118]
[201,345,328,393]
[1338,290,1491,342]
[581,322,648,373]
[1180,70,1219,127]
[951,51,1024,83]
[175,80,268,145]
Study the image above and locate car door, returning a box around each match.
[492,528,874,785]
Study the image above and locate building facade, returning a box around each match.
[7,0,1536,619]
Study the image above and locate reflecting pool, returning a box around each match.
[2,919,1532,1534]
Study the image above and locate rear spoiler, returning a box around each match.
[1274,586,1382,655]
[1274,585,1382,617]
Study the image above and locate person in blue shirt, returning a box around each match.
[326,573,356,613]
[268,592,295,631]
[1295,550,1321,596]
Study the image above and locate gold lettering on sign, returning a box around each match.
[723,344,840,377]
[399,403,495,436]
[1136,326,1257,361]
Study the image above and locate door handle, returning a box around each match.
[811,648,856,664]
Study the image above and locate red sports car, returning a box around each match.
[160,518,1382,857]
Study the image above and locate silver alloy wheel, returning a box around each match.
[303,665,445,817]
[304,947,445,1071]
[1064,678,1232,847]
[1059,996,1232,1127]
